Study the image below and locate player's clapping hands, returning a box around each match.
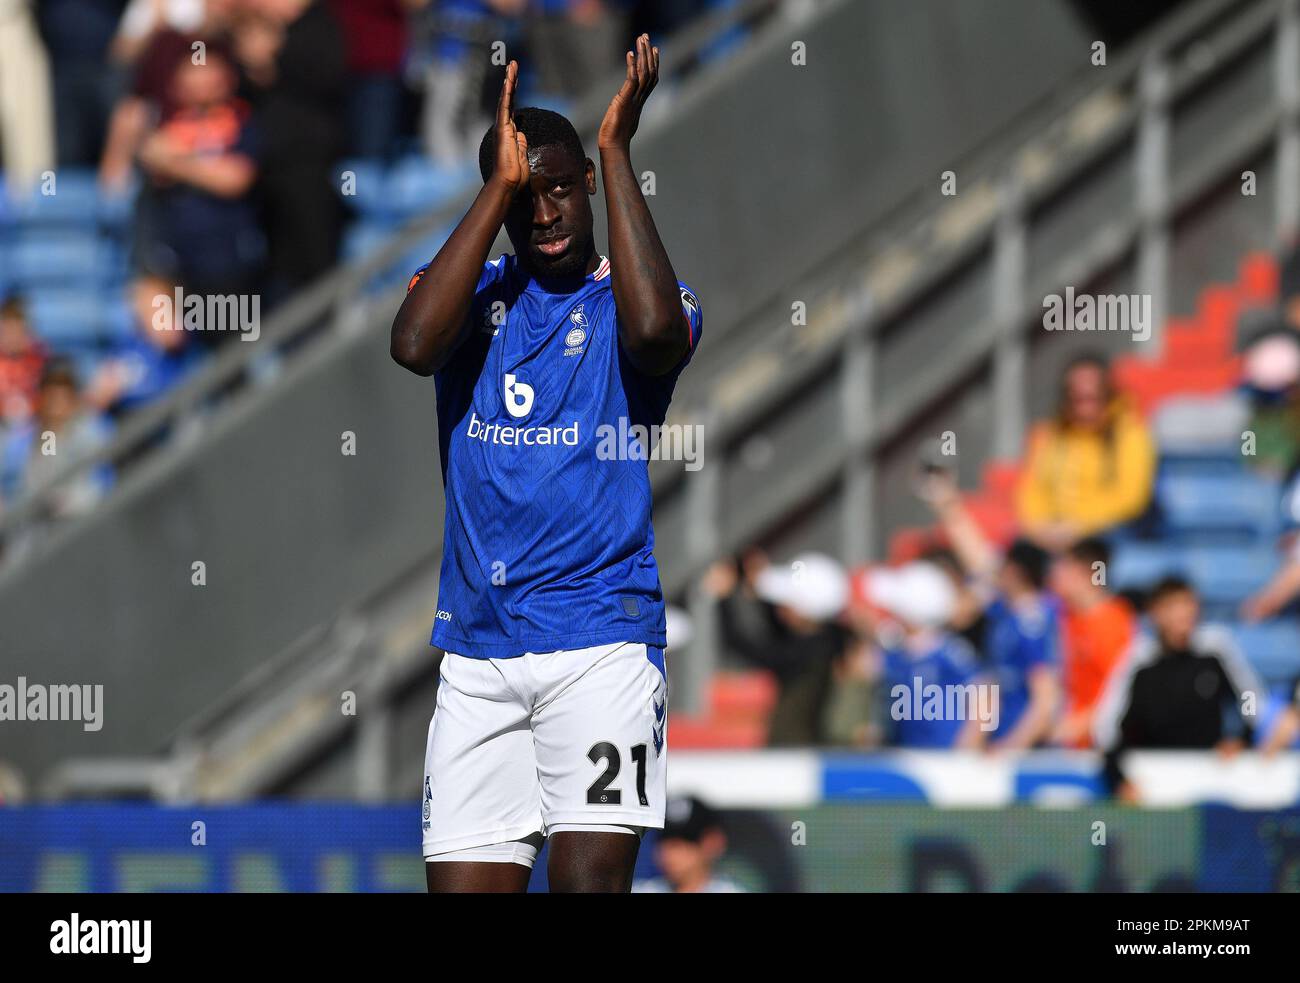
[493,61,531,195]
[598,34,659,153]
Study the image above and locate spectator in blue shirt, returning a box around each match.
[0,358,113,519]
[920,470,1062,750]
[86,274,207,419]
[859,560,984,748]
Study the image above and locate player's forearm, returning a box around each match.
[600,147,687,376]
[391,180,513,375]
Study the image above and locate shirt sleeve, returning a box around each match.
[406,254,508,296]
[613,279,703,426]
[612,279,703,376]
[406,254,510,365]
[677,281,703,370]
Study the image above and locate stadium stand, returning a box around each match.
[6,0,1300,798]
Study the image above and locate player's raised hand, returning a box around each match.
[493,61,529,194]
[598,33,659,152]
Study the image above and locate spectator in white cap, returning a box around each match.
[857,560,985,748]
[701,550,851,746]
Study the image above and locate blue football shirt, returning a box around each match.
[882,633,981,748]
[983,595,1059,737]
[408,253,702,658]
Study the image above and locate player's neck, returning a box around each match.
[518,247,601,291]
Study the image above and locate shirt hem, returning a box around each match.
[430,625,667,659]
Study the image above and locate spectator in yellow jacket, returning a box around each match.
[1016,354,1155,551]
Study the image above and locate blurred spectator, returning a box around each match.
[921,472,1061,749]
[1095,576,1262,799]
[527,0,628,100]
[702,550,850,747]
[99,0,237,193]
[1242,476,1300,621]
[110,0,207,67]
[922,545,989,662]
[856,560,982,748]
[0,359,113,518]
[86,275,208,418]
[132,44,262,308]
[1243,560,1300,623]
[1049,537,1137,748]
[35,0,126,166]
[1239,329,1300,478]
[1016,353,1156,551]
[411,0,520,167]
[633,796,744,893]
[0,296,48,427]
[233,0,346,305]
[0,0,56,194]
[823,627,881,748]
[329,0,411,160]
[1261,677,1300,754]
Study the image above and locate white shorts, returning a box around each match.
[421,640,668,859]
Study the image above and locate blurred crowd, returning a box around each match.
[4,1,712,191]
[0,0,718,529]
[701,292,1300,793]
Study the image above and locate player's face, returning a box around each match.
[504,145,596,279]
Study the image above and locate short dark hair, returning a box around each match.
[39,357,79,392]
[1067,536,1111,571]
[921,546,962,580]
[1146,575,1196,608]
[1005,537,1050,591]
[478,107,586,183]
[0,294,26,321]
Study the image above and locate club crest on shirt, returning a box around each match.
[564,305,587,356]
